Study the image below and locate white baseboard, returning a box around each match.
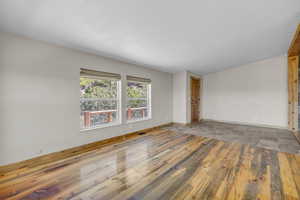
[202,119,289,130]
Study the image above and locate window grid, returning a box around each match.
[126,81,151,122]
[80,70,152,130]
[80,77,121,130]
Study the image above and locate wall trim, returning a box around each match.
[202,119,289,130]
[0,123,172,177]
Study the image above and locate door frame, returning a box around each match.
[288,56,299,131]
[288,24,300,132]
[190,76,201,123]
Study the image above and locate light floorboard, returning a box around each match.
[1,128,300,199]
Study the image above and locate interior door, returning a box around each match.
[191,77,200,122]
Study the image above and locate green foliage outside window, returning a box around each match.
[80,78,149,111]
[80,78,117,98]
[127,82,148,108]
[80,77,150,127]
[80,78,118,112]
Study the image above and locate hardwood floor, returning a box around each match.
[1,129,300,199]
[166,121,300,154]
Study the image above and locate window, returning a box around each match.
[80,69,121,130]
[126,76,151,122]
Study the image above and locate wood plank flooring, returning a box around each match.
[1,129,300,199]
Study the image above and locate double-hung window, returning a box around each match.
[80,68,121,130]
[126,76,151,122]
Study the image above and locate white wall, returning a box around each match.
[202,55,288,128]
[0,32,173,165]
[173,71,202,124]
[173,71,188,124]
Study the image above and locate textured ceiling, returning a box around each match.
[0,0,299,74]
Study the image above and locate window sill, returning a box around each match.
[80,122,122,132]
[126,117,152,124]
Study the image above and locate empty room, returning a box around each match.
[0,0,300,199]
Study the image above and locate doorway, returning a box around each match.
[191,77,200,123]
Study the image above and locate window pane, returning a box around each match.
[127,99,147,109]
[80,77,119,129]
[80,78,118,98]
[127,107,148,121]
[126,81,151,121]
[127,82,147,98]
[80,99,117,111]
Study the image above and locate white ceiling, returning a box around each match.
[0,0,299,74]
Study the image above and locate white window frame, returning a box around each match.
[126,80,152,123]
[80,74,122,131]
